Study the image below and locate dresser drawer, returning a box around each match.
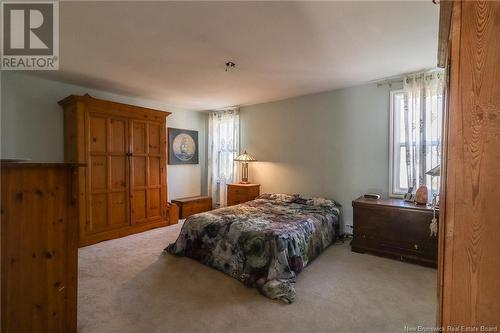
[246,186,260,198]
[227,184,260,206]
[352,231,424,253]
[229,193,248,205]
[354,205,432,245]
[230,187,246,195]
[378,240,424,255]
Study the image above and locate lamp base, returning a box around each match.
[240,162,249,184]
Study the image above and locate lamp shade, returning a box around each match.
[425,165,441,177]
[234,150,257,162]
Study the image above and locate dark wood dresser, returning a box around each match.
[227,183,260,206]
[171,195,212,219]
[1,162,79,333]
[351,197,438,267]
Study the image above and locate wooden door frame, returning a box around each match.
[437,0,500,326]
[436,0,454,326]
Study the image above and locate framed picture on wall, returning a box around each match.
[168,128,199,165]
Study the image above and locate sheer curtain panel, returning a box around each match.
[208,109,240,207]
[402,70,444,195]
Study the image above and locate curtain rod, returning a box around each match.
[375,68,444,87]
[376,78,404,87]
[210,106,240,113]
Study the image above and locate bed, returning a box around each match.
[166,193,340,303]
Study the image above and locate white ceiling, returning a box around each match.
[38,1,439,111]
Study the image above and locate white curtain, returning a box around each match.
[208,109,240,207]
[403,70,444,195]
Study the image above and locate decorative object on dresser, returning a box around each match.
[403,187,415,202]
[59,94,174,247]
[1,161,80,333]
[168,127,199,165]
[234,150,257,184]
[351,196,438,267]
[227,183,260,206]
[363,193,380,200]
[415,185,428,205]
[171,196,212,219]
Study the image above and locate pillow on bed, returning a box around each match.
[257,193,295,203]
[258,193,340,210]
[292,195,339,209]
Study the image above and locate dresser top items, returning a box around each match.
[352,196,434,212]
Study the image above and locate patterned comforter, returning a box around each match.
[166,193,340,303]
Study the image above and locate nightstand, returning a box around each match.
[227,183,260,206]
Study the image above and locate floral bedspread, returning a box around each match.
[166,193,340,303]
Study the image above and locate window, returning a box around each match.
[390,90,409,195]
[389,71,444,198]
[208,109,240,207]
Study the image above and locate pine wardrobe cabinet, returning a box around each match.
[59,95,172,247]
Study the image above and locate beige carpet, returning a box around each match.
[78,223,437,333]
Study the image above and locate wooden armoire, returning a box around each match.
[59,95,173,246]
[437,0,500,328]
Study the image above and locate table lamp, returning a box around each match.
[425,165,441,177]
[426,164,441,207]
[234,150,257,184]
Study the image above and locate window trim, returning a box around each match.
[389,89,406,198]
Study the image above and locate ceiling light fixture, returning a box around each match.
[225,61,236,72]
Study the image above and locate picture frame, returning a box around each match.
[168,128,199,165]
[403,186,415,202]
